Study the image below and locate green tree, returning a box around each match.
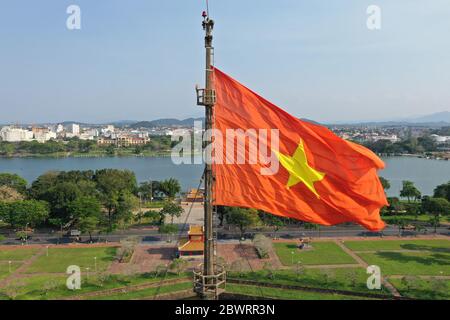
[379,177,390,191]
[42,182,83,224]
[115,191,139,227]
[225,207,260,238]
[433,181,450,202]
[422,197,450,233]
[68,196,102,242]
[29,171,60,199]
[259,211,285,237]
[159,202,183,224]
[138,181,154,202]
[386,197,404,215]
[144,210,162,225]
[0,142,15,156]
[400,181,421,203]
[159,178,181,200]
[94,169,138,195]
[94,169,138,230]
[0,173,27,194]
[1,200,49,229]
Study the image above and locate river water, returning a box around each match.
[0,156,448,197]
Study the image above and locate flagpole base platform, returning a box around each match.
[193,263,226,300]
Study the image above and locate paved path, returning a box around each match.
[334,240,402,297]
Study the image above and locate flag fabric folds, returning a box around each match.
[212,67,388,231]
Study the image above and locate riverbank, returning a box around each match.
[0,156,448,196]
[379,153,450,161]
[1,151,449,160]
[0,151,200,159]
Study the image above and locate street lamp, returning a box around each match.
[25,223,29,245]
[60,223,63,245]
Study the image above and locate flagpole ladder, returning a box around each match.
[194,10,226,300]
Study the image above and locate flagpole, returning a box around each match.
[203,11,215,288]
[194,10,226,300]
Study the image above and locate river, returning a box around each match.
[0,156,448,197]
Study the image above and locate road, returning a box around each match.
[0,225,448,245]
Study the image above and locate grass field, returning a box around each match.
[343,239,450,252]
[226,284,375,300]
[228,268,391,295]
[0,248,39,261]
[24,247,117,274]
[0,262,21,280]
[88,282,192,300]
[389,278,450,300]
[358,251,450,276]
[341,239,450,276]
[0,272,189,300]
[381,214,450,223]
[1,238,449,300]
[274,242,356,266]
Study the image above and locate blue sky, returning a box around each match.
[0,0,449,124]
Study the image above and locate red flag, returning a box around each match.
[212,67,387,231]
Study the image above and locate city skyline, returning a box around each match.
[0,1,449,124]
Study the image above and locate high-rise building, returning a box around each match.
[67,123,80,135]
[0,126,33,142]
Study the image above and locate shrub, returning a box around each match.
[116,236,138,263]
[159,224,178,234]
[253,234,272,259]
[168,258,188,275]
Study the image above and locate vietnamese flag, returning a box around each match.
[212,67,388,231]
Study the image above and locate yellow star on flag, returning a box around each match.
[275,139,326,198]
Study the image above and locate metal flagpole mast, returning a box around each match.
[202,10,215,288]
[194,9,227,300]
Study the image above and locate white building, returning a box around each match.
[67,123,80,135]
[56,124,64,133]
[372,134,400,143]
[430,134,450,144]
[0,126,33,142]
[33,131,57,143]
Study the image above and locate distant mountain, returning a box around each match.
[408,111,450,123]
[328,111,450,127]
[130,117,204,128]
[111,120,139,125]
[328,121,449,128]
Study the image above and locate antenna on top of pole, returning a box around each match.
[205,0,210,18]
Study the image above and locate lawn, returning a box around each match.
[226,284,375,300]
[389,278,450,300]
[274,242,356,266]
[0,262,21,280]
[228,268,391,296]
[88,282,192,300]
[25,247,117,273]
[381,214,449,223]
[357,251,450,276]
[343,239,450,252]
[0,272,190,300]
[0,248,39,261]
